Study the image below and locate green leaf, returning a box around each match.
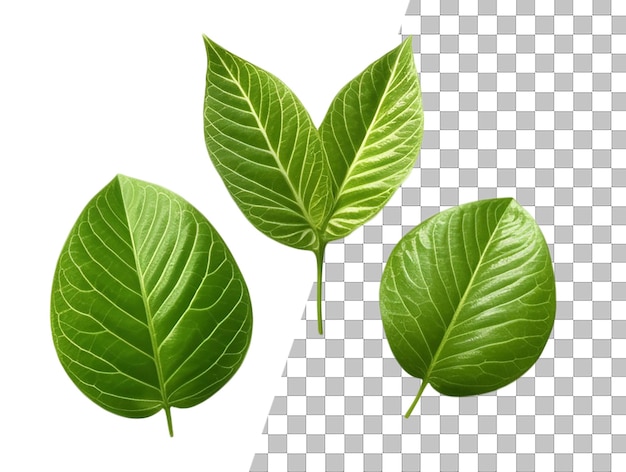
[203,36,423,334]
[319,38,424,241]
[50,175,252,436]
[203,35,332,252]
[380,198,556,417]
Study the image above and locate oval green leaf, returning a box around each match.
[319,38,424,241]
[203,35,424,334]
[203,35,332,252]
[380,198,556,417]
[50,175,252,436]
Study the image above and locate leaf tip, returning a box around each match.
[202,34,219,57]
[110,174,135,191]
[502,196,516,205]
[399,35,414,54]
[499,196,521,214]
[202,34,226,56]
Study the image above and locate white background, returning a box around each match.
[0,1,408,470]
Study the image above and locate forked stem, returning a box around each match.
[165,406,174,437]
[315,242,327,335]
[405,379,429,418]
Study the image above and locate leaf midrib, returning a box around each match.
[119,182,171,413]
[320,41,407,238]
[207,41,320,240]
[421,199,513,386]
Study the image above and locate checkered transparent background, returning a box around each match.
[251,1,625,470]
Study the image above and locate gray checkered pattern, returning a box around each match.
[251,1,625,470]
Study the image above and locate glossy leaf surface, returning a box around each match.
[319,38,423,240]
[203,36,423,333]
[51,175,252,435]
[380,198,555,416]
[203,35,331,251]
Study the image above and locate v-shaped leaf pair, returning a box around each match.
[202,36,424,334]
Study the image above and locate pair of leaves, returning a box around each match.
[201,38,555,410]
[50,175,252,436]
[203,35,424,334]
[380,198,556,416]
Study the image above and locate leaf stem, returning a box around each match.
[314,242,327,335]
[405,379,429,418]
[165,406,174,437]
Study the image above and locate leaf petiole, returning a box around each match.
[314,242,327,335]
[165,406,174,437]
[405,379,429,418]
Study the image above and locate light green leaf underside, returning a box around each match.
[380,198,556,398]
[203,36,331,251]
[319,38,424,240]
[51,175,252,427]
